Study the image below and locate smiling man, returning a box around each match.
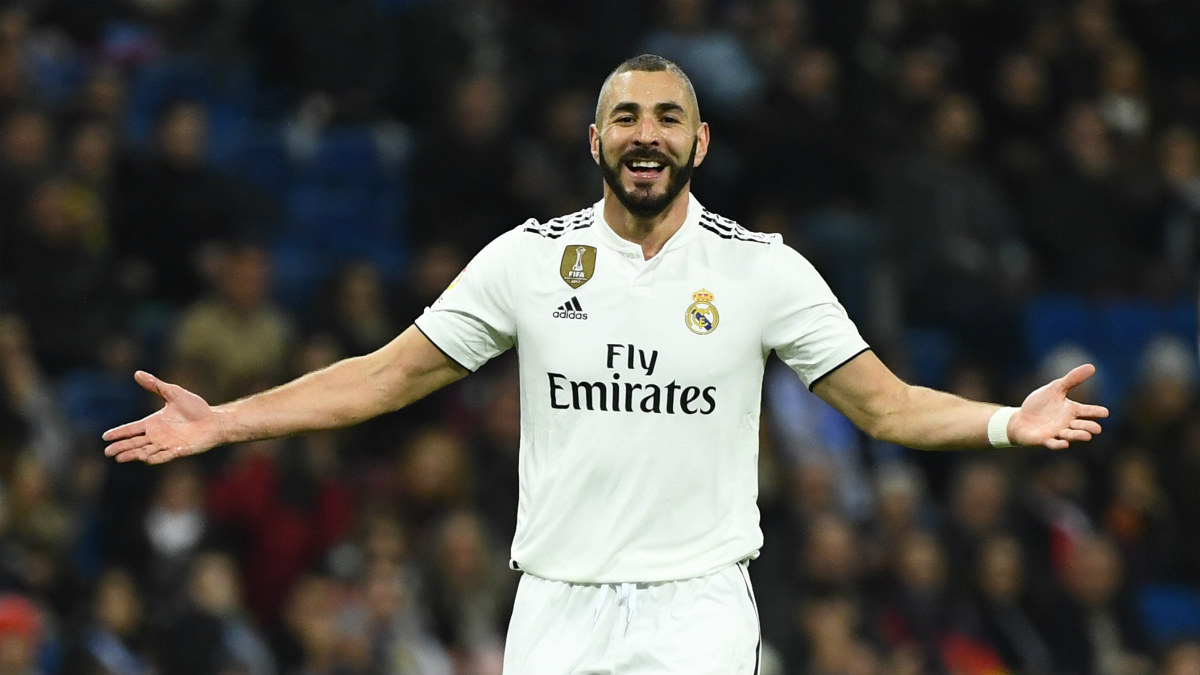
[593,61,704,225]
[103,55,1109,674]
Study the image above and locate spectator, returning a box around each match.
[59,567,153,675]
[1152,125,1200,297]
[1101,448,1177,586]
[307,259,400,359]
[335,559,453,675]
[409,74,522,254]
[875,530,961,675]
[248,0,400,125]
[10,177,121,375]
[0,315,74,481]
[987,52,1058,213]
[1121,335,1198,448]
[1040,534,1153,675]
[157,551,276,675]
[876,92,1031,368]
[941,458,1012,586]
[168,241,293,404]
[466,370,520,548]
[0,593,44,675]
[788,590,884,675]
[1028,101,1160,296]
[0,107,56,273]
[744,46,864,212]
[1160,639,1200,675]
[509,87,601,218]
[127,462,216,624]
[639,0,764,122]
[389,428,474,550]
[422,509,508,673]
[112,100,249,306]
[962,534,1054,675]
[1160,409,1200,583]
[207,436,356,627]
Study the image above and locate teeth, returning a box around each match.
[630,161,663,169]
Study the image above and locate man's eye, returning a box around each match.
[616,116,635,124]
[661,116,679,124]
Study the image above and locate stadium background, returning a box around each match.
[0,0,1199,673]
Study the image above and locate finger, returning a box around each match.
[1058,363,1097,392]
[1058,428,1093,443]
[102,420,146,442]
[146,448,181,465]
[1073,403,1109,419]
[104,436,152,457]
[113,446,154,463]
[1068,419,1103,435]
[1044,438,1069,450]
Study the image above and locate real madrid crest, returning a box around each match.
[559,245,597,288]
[685,288,719,335]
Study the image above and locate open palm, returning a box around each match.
[1010,364,1108,450]
[103,371,223,464]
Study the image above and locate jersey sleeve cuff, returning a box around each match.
[414,322,475,373]
[807,347,871,391]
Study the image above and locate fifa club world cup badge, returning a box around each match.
[685,289,719,335]
[560,245,596,288]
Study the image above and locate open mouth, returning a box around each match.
[624,159,667,180]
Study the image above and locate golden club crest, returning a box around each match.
[560,245,596,288]
[685,288,719,335]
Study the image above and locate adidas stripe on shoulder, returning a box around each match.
[698,210,774,245]
[522,207,594,239]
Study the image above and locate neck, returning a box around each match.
[602,189,691,260]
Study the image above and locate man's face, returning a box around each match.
[590,70,708,219]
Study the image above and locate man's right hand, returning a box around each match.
[102,370,224,464]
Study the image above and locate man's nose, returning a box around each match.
[633,118,660,145]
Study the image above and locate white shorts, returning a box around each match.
[502,561,761,674]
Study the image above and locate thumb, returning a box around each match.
[134,370,175,401]
[1057,363,1097,393]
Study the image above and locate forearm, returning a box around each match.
[213,326,466,445]
[813,351,1004,451]
[213,355,391,444]
[865,385,1001,451]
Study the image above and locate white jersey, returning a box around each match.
[414,195,868,583]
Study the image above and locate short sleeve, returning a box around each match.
[761,242,870,389]
[414,228,521,371]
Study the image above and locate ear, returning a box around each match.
[692,122,711,167]
[589,124,601,165]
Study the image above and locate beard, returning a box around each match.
[598,137,698,219]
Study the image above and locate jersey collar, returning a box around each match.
[592,193,702,260]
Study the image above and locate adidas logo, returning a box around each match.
[552,296,588,320]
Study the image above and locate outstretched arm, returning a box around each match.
[102,326,469,464]
[811,350,1108,450]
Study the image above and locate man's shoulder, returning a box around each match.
[695,208,778,246]
[517,205,596,240]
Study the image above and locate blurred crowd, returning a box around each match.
[0,0,1199,673]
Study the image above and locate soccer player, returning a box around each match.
[102,54,1108,674]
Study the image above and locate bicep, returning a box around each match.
[810,350,909,437]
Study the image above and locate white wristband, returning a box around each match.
[988,406,1019,448]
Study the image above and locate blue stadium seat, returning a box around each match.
[1022,294,1092,367]
[1138,583,1200,647]
[300,127,389,185]
[228,123,293,199]
[1021,295,1198,413]
[56,369,145,439]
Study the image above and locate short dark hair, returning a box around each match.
[596,54,699,124]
